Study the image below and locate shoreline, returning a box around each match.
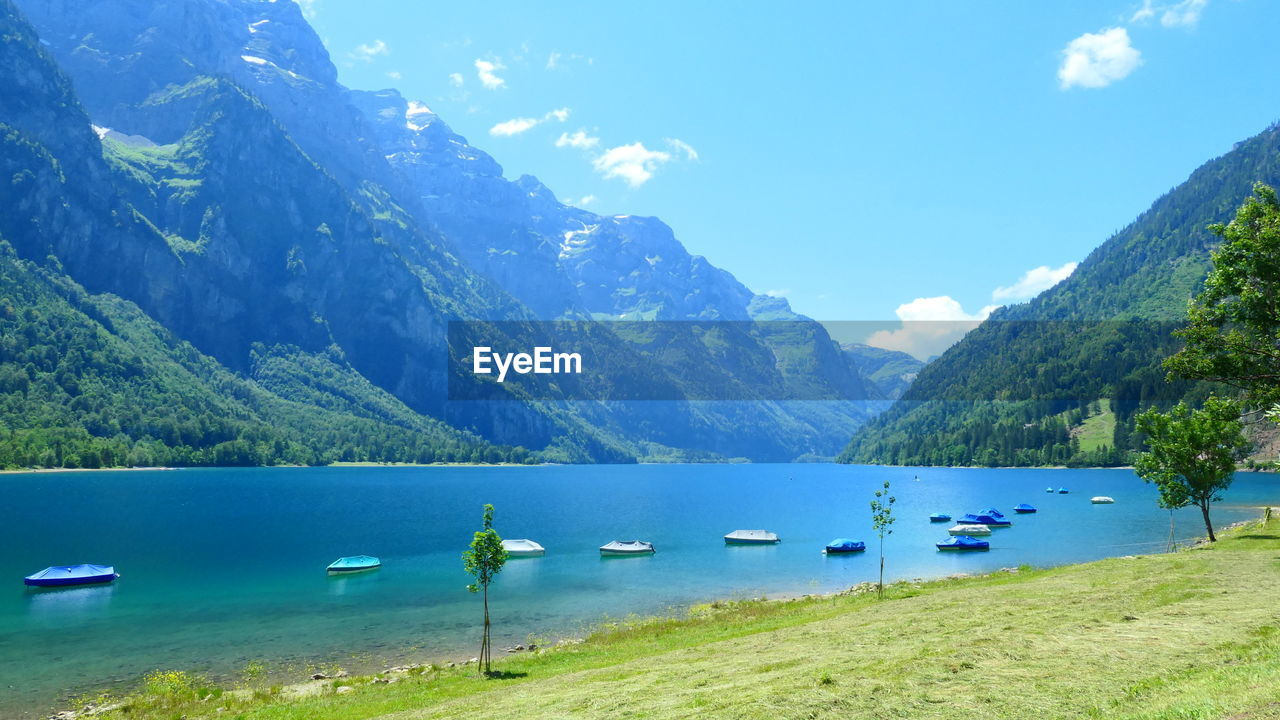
[0,461,544,475]
[3,461,1228,475]
[39,508,1276,719]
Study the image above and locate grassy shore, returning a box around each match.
[68,517,1280,720]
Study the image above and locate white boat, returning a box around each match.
[502,539,545,557]
[948,523,991,536]
[600,540,655,556]
[1091,496,1116,504]
[723,529,780,545]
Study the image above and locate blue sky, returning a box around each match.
[303,0,1279,356]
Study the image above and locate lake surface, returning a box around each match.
[1,464,1277,715]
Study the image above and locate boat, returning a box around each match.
[502,539,546,557]
[824,538,866,554]
[929,513,952,523]
[1045,487,1054,493]
[600,540,655,556]
[937,536,989,551]
[1057,488,1069,494]
[1013,503,1037,514]
[326,555,381,573]
[24,564,118,587]
[723,529,780,545]
[948,523,991,536]
[958,513,1011,527]
[1091,496,1116,504]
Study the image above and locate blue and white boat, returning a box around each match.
[1057,487,1070,494]
[326,555,381,573]
[24,564,118,587]
[929,513,951,523]
[937,536,989,551]
[1045,487,1054,493]
[1013,503,1037,514]
[824,538,866,554]
[958,513,1011,528]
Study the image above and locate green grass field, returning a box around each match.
[82,516,1280,720]
[1074,398,1118,454]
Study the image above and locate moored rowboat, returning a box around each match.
[937,536,989,551]
[723,529,780,545]
[600,540,654,556]
[502,539,546,557]
[326,555,381,573]
[948,523,991,536]
[24,564,118,587]
[824,538,866,554]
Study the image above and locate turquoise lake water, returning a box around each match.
[1,463,1277,715]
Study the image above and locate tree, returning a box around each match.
[870,479,896,598]
[1134,395,1248,542]
[461,503,508,674]
[1166,183,1280,409]
[1154,471,1191,553]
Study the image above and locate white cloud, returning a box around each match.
[555,130,600,149]
[991,262,1078,302]
[488,108,571,137]
[1131,0,1157,22]
[1057,27,1142,89]
[866,297,999,360]
[386,70,401,80]
[764,289,790,298]
[576,194,596,207]
[475,59,506,89]
[490,117,540,136]
[665,138,699,161]
[592,142,672,187]
[546,51,561,70]
[448,72,464,87]
[1160,0,1208,27]
[351,39,388,63]
[1133,0,1209,26]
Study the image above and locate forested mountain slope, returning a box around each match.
[842,123,1280,467]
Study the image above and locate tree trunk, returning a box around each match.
[878,536,885,599]
[481,584,490,674]
[1200,501,1216,542]
[1167,509,1176,553]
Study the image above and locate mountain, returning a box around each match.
[841,122,1280,467]
[0,0,879,466]
[0,235,527,469]
[840,344,924,401]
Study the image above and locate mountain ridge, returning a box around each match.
[841,120,1280,467]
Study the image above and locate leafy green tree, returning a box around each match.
[1134,396,1248,542]
[870,480,896,598]
[461,503,508,674]
[1166,183,1280,409]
